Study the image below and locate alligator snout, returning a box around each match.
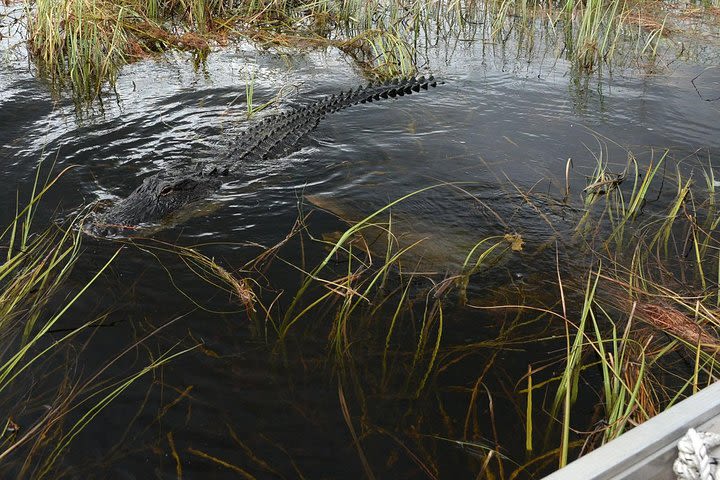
[82,216,139,238]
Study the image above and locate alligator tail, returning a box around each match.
[225,75,439,163]
[313,74,439,114]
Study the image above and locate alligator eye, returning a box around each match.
[159,186,174,196]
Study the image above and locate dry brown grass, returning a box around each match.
[634,301,719,350]
[625,9,672,35]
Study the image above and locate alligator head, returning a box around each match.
[84,168,225,237]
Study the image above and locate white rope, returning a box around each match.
[674,428,720,480]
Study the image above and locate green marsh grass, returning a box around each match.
[314,156,716,473]
[165,189,543,475]
[540,150,720,463]
[26,0,129,101]
[23,0,709,105]
[0,169,115,471]
[0,170,193,477]
[143,147,720,478]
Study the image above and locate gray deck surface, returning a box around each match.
[542,381,720,480]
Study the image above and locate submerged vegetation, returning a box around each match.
[18,0,720,103]
[5,149,719,476]
[143,145,720,477]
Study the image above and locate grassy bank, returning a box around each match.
[21,0,718,104]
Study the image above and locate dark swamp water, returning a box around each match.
[2,6,720,478]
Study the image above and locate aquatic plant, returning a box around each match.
[173,149,720,478]
[534,152,720,468]
[22,0,710,104]
[0,168,193,478]
[26,0,129,102]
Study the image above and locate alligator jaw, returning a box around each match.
[82,216,152,238]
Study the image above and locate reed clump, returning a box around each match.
[23,0,713,104]
[25,0,224,101]
[522,147,720,469]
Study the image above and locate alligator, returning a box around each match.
[83,75,438,237]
